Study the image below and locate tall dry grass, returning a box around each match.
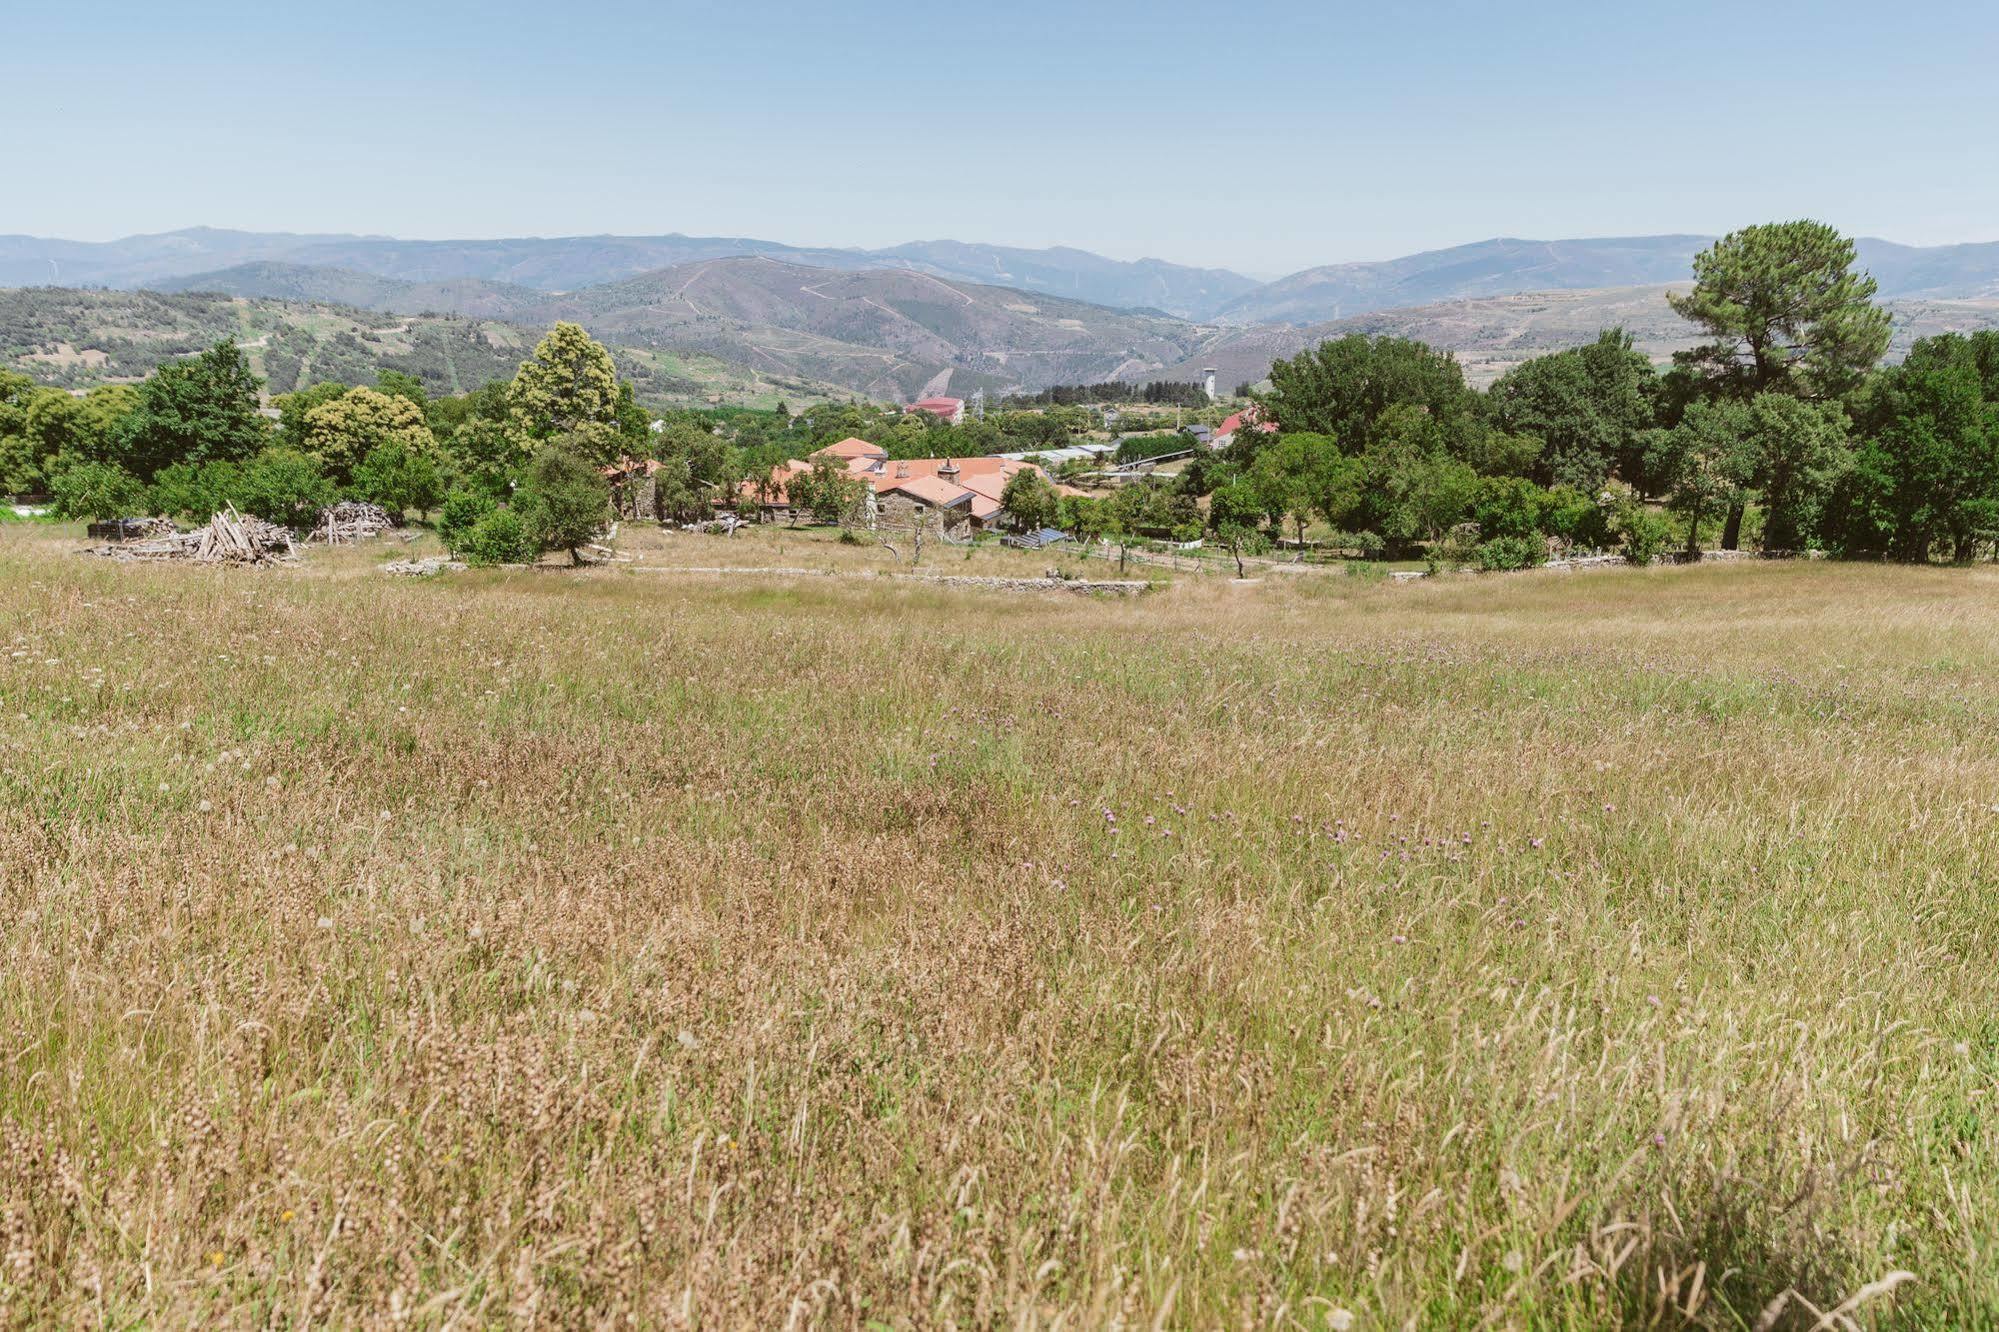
[1,529,1995,1327]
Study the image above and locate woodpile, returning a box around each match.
[85,506,298,565]
[310,500,396,544]
[86,516,178,542]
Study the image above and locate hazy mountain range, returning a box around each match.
[6,226,1999,399]
[9,226,1999,326]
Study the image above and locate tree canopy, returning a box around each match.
[1668,221,1892,399]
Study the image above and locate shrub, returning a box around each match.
[148,461,243,522]
[49,460,147,521]
[1611,500,1674,565]
[1471,476,1545,541]
[235,449,336,529]
[1113,433,1190,465]
[1473,534,1547,571]
[351,440,444,520]
[1539,485,1613,550]
[437,489,497,555]
[459,509,537,566]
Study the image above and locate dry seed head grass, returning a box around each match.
[0,524,1995,1327]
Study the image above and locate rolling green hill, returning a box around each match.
[0,287,853,409]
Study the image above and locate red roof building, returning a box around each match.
[907,396,966,425]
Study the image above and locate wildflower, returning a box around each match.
[1328,1310,1355,1331]
[316,916,333,930]
[1502,1250,1524,1274]
[210,1250,224,1268]
[1529,837,1544,849]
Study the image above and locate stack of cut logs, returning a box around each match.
[87,506,298,565]
[310,500,395,544]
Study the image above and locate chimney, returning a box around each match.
[895,460,909,478]
[1203,367,1219,401]
[939,457,959,481]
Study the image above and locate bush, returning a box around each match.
[235,449,336,529]
[459,509,537,566]
[437,489,497,555]
[1342,560,1388,581]
[1473,534,1547,571]
[1610,500,1674,565]
[49,460,147,521]
[148,461,242,522]
[1538,485,1613,550]
[1114,433,1191,465]
[1471,476,1544,541]
[351,440,444,520]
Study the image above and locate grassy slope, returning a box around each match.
[0,530,1995,1326]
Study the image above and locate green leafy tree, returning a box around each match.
[114,339,270,480]
[1739,394,1851,551]
[508,323,621,461]
[0,371,36,493]
[351,440,445,520]
[1207,478,1271,577]
[437,489,497,554]
[1260,335,1479,456]
[1652,400,1759,559]
[1826,336,1999,561]
[788,454,868,527]
[516,442,610,564]
[49,461,147,521]
[149,461,244,523]
[274,382,350,449]
[301,386,436,484]
[1247,432,1353,546]
[375,370,428,411]
[235,448,336,529]
[444,417,529,500]
[999,467,1060,532]
[1488,330,1656,491]
[1669,222,1892,400]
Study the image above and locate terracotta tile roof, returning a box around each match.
[880,474,974,508]
[816,436,888,460]
[1218,408,1277,437]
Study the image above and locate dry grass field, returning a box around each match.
[2,525,1997,1328]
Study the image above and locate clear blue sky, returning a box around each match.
[13,0,1999,275]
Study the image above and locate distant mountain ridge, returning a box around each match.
[1149,284,1999,390]
[1209,235,1999,326]
[10,225,1999,327]
[160,256,1210,399]
[0,228,1257,320]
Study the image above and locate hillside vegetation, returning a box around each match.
[0,539,1991,1326]
[0,287,851,408]
[1161,285,1999,389]
[162,256,1211,399]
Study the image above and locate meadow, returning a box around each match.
[1,525,1995,1327]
